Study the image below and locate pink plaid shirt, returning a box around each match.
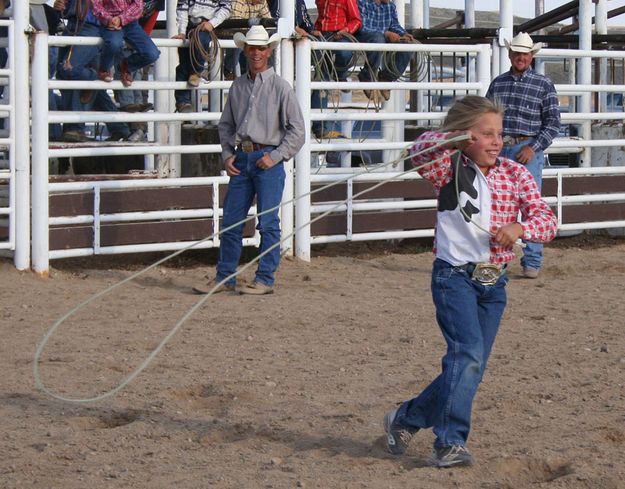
[411,131,558,264]
[92,0,144,26]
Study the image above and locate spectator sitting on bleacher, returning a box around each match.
[294,0,314,37]
[173,0,233,113]
[310,0,361,139]
[355,0,413,102]
[91,0,160,87]
[54,0,133,142]
[223,0,272,80]
[112,0,165,142]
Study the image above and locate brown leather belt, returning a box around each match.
[503,135,533,146]
[237,141,270,153]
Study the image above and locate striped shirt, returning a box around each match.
[410,131,558,264]
[314,0,362,34]
[176,0,233,34]
[92,0,143,26]
[296,0,314,33]
[229,0,271,20]
[357,0,406,36]
[486,68,560,152]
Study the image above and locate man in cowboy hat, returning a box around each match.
[193,26,305,296]
[486,32,560,279]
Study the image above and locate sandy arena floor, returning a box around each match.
[1,233,624,489]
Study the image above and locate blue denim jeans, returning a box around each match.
[216,149,285,287]
[175,27,212,105]
[500,142,545,271]
[56,22,129,136]
[311,33,354,136]
[355,31,411,82]
[99,21,160,73]
[395,259,508,448]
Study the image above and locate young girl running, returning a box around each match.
[383,96,558,468]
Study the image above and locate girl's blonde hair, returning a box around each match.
[441,95,504,132]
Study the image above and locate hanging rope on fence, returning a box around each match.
[187,25,221,82]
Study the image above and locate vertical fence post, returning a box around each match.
[31,32,50,276]
[295,38,312,261]
[12,0,30,270]
[498,0,513,74]
[578,0,592,167]
[280,39,295,256]
[476,44,491,96]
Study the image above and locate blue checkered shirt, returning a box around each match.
[486,68,560,152]
[356,0,406,35]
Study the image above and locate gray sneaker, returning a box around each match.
[431,445,474,468]
[383,408,418,455]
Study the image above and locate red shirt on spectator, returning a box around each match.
[92,0,144,26]
[314,0,362,34]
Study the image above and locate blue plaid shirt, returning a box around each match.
[356,0,406,35]
[486,68,560,152]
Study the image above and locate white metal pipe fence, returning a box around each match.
[0,19,15,255]
[18,28,625,272]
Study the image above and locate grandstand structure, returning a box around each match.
[1,0,625,274]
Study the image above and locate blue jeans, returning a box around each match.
[355,31,411,82]
[99,21,160,73]
[311,33,353,136]
[396,259,508,448]
[500,142,545,271]
[57,22,129,136]
[175,26,212,105]
[216,149,285,287]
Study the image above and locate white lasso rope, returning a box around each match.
[34,133,515,404]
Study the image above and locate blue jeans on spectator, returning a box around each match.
[98,21,160,73]
[311,32,353,137]
[175,26,211,106]
[48,46,62,140]
[216,149,285,287]
[57,22,129,137]
[355,31,411,82]
[500,142,545,271]
[0,25,8,130]
[395,259,508,448]
[223,48,244,76]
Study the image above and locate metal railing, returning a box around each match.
[0,19,15,254]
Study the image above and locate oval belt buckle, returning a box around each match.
[471,263,502,285]
[241,140,254,153]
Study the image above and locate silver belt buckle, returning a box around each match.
[502,135,516,146]
[471,263,503,285]
[241,140,254,153]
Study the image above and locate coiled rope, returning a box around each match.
[187,25,221,82]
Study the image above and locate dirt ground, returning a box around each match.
[1,232,624,489]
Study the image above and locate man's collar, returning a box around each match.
[246,67,276,81]
[508,67,533,79]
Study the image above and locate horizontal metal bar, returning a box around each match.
[311,41,486,53]
[48,237,258,260]
[48,143,222,158]
[49,176,228,192]
[311,228,435,244]
[48,111,222,123]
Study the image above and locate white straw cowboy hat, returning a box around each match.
[504,32,543,54]
[233,25,281,50]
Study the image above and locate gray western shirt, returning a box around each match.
[218,67,306,165]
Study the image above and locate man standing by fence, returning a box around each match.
[193,26,305,296]
[486,32,560,279]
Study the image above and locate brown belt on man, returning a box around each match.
[502,135,533,147]
[237,140,270,153]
